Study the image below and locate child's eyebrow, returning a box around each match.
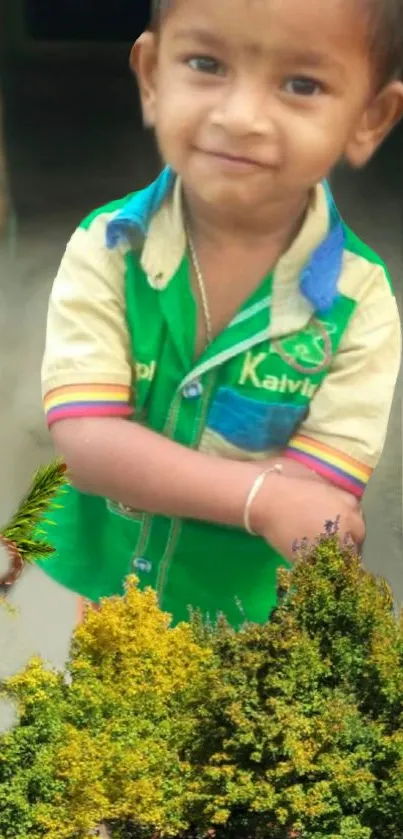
[171,27,225,49]
[279,49,346,72]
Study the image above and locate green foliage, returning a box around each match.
[186,535,403,839]
[1,460,67,564]
[0,584,213,839]
[0,535,402,839]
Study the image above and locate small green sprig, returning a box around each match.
[1,460,67,564]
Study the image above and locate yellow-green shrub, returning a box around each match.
[0,583,214,839]
[0,532,402,839]
[187,532,403,839]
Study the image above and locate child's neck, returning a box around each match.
[184,187,310,254]
[184,189,312,357]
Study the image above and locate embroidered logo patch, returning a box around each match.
[272,318,337,374]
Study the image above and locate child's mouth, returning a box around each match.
[198,148,269,171]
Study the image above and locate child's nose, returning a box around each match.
[211,80,276,138]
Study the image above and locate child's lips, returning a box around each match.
[198,148,272,170]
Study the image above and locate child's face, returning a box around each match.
[134,0,403,217]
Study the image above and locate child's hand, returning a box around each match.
[251,474,364,560]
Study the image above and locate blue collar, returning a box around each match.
[106,166,344,314]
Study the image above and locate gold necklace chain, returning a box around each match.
[187,228,214,347]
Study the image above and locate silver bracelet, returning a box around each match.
[244,464,283,536]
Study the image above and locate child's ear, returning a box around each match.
[130,32,159,128]
[345,80,403,167]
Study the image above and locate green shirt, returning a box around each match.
[39,169,400,626]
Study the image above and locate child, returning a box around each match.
[38,0,403,627]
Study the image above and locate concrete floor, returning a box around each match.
[0,61,402,724]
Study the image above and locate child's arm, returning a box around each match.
[50,415,363,557]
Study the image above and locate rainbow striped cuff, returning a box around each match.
[285,435,372,497]
[44,384,133,427]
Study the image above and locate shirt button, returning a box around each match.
[133,557,152,574]
[182,380,203,400]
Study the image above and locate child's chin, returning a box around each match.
[191,179,272,212]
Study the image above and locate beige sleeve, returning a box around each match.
[41,214,133,426]
[285,281,401,497]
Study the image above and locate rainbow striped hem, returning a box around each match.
[44,384,133,426]
[285,435,372,497]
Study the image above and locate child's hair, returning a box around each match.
[149,0,403,86]
[150,0,169,26]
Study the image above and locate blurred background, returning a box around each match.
[0,0,402,676]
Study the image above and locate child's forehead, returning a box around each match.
[162,0,369,57]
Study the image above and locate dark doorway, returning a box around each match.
[24,0,150,41]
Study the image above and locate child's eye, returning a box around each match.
[283,77,323,96]
[187,56,224,75]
